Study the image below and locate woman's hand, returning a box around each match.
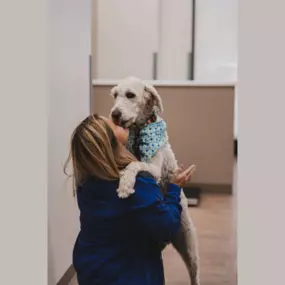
[171,165,196,188]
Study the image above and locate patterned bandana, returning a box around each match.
[127,117,168,163]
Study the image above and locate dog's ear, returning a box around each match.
[110,86,118,99]
[144,84,163,114]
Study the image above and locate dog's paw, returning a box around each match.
[117,169,136,199]
[117,178,135,198]
[117,186,135,199]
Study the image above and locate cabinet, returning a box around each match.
[94,0,237,81]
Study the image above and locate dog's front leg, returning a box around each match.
[117,156,163,198]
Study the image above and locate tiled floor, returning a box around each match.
[71,166,237,285]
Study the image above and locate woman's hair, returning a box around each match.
[64,114,137,194]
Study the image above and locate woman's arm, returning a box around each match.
[129,176,182,243]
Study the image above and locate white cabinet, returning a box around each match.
[95,0,192,80]
[94,0,238,81]
[195,0,238,81]
[157,0,192,80]
[96,0,160,80]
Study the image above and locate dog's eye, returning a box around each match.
[126,92,136,99]
[113,92,118,99]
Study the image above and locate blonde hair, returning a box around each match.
[64,114,137,195]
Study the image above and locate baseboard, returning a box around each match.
[187,183,232,194]
[57,265,75,285]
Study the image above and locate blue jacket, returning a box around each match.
[73,172,182,285]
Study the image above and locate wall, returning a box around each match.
[91,0,98,79]
[92,83,235,190]
[48,0,90,284]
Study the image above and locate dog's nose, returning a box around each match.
[111,109,122,121]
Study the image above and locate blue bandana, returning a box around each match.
[127,117,168,163]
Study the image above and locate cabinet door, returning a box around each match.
[96,0,159,80]
[195,0,238,81]
[157,0,192,80]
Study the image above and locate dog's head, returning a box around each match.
[110,77,163,128]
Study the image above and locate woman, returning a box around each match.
[65,114,195,285]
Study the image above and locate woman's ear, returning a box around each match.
[144,84,163,114]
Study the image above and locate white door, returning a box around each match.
[96,0,160,80]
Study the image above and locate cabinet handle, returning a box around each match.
[152,52,158,80]
[188,52,194,80]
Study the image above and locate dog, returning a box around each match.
[110,77,200,285]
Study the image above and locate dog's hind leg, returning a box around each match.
[161,144,200,284]
[171,191,200,285]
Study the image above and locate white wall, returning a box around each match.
[195,0,238,81]
[48,0,91,284]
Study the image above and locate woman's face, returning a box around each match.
[103,117,129,146]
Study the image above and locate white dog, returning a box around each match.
[110,77,200,285]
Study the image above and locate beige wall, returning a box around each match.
[92,84,235,192]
